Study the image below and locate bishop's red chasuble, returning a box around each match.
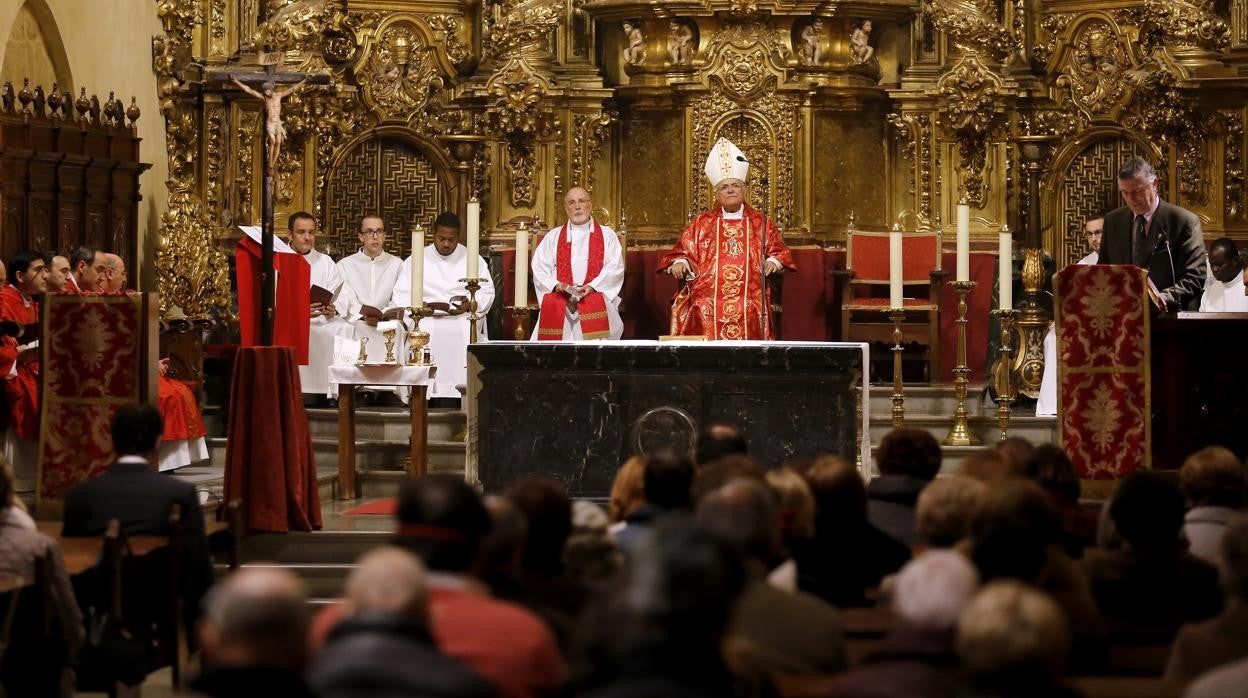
[659,206,795,340]
[0,285,40,441]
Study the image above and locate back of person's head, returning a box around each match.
[112,403,164,457]
[346,546,428,620]
[476,495,528,592]
[696,477,781,565]
[1024,444,1082,503]
[572,499,609,535]
[956,580,1069,683]
[505,477,573,573]
[803,455,868,526]
[916,475,988,547]
[695,420,747,466]
[627,518,746,643]
[876,428,943,480]
[996,437,1036,478]
[566,501,622,588]
[969,479,1061,583]
[1222,513,1248,602]
[609,455,647,523]
[643,450,694,511]
[200,567,309,671]
[395,474,491,572]
[958,448,1016,482]
[892,550,980,629]
[1109,470,1186,552]
[765,467,816,539]
[691,453,767,502]
[1180,446,1246,508]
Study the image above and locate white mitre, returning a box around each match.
[704,137,749,187]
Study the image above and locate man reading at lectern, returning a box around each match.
[532,187,625,340]
[1098,158,1206,310]
[660,137,795,340]
[390,212,495,400]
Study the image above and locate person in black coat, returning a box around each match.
[1098,157,1208,310]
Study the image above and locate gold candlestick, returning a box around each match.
[406,305,434,366]
[506,305,534,340]
[944,280,981,446]
[459,277,485,343]
[992,308,1019,440]
[887,308,906,427]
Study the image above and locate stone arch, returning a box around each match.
[1043,129,1161,268]
[1,0,73,95]
[324,129,455,259]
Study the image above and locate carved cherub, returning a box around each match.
[851,20,875,65]
[623,21,646,66]
[669,20,694,66]
[799,19,824,66]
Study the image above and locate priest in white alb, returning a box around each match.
[286,212,353,403]
[389,212,495,399]
[531,186,625,340]
[1036,216,1103,417]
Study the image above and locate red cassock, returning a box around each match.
[659,205,796,340]
[158,375,206,442]
[0,285,40,441]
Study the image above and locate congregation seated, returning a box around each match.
[1024,444,1098,558]
[1178,446,1245,574]
[867,428,943,547]
[694,420,749,466]
[915,475,987,549]
[1164,513,1248,682]
[0,455,82,697]
[611,450,694,550]
[764,467,817,591]
[310,547,496,698]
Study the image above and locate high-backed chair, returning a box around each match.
[834,224,945,383]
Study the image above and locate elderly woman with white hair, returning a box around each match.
[825,550,980,698]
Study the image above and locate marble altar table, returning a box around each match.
[467,341,869,498]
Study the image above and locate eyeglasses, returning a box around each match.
[360,228,385,237]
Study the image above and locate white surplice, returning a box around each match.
[336,249,405,365]
[1036,252,1099,417]
[300,248,354,395]
[530,220,625,340]
[390,244,495,398]
[1199,269,1248,312]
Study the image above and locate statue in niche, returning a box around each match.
[851,20,875,64]
[799,19,824,66]
[623,21,646,66]
[669,20,694,66]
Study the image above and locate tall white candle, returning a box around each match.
[999,227,1013,310]
[466,199,481,279]
[889,226,903,310]
[956,202,970,282]
[409,225,424,307]
[515,223,529,307]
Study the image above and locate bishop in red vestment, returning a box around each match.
[660,137,795,340]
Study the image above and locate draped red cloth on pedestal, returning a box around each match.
[658,207,797,340]
[224,346,322,532]
[1054,265,1151,483]
[498,248,995,382]
[235,237,312,364]
[37,293,153,508]
[0,285,40,441]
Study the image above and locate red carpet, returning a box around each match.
[342,498,397,516]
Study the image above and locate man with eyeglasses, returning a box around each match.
[661,137,795,339]
[532,186,626,340]
[1098,158,1207,310]
[336,215,406,404]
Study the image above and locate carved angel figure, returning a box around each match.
[669,20,694,65]
[799,19,824,66]
[851,20,875,64]
[623,22,646,66]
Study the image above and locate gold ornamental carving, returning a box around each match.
[1123,68,1214,203]
[935,53,1005,206]
[1141,0,1229,52]
[572,110,615,193]
[428,15,471,69]
[253,0,337,53]
[486,0,563,61]
[924,0,1018,63]
[1224,110,1244,222]
[888,112,936,227]
[1060,20,1135,121]
[356,21,447,124]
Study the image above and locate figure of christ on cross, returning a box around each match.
[229,73,310,172]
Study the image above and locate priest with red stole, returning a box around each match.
[1,251,48,491]
[532,187,625,340]
[660,137,795,340]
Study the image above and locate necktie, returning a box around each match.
[1133,215,1149,266]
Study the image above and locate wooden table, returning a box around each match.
[328,364,434,500]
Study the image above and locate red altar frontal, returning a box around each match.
[495,248,998,383]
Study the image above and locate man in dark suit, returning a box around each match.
[62,403,213,603]
[1098,157,1207,310]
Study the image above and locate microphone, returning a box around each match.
[1155,228,1176,293]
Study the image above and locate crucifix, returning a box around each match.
[210,59,331,344]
